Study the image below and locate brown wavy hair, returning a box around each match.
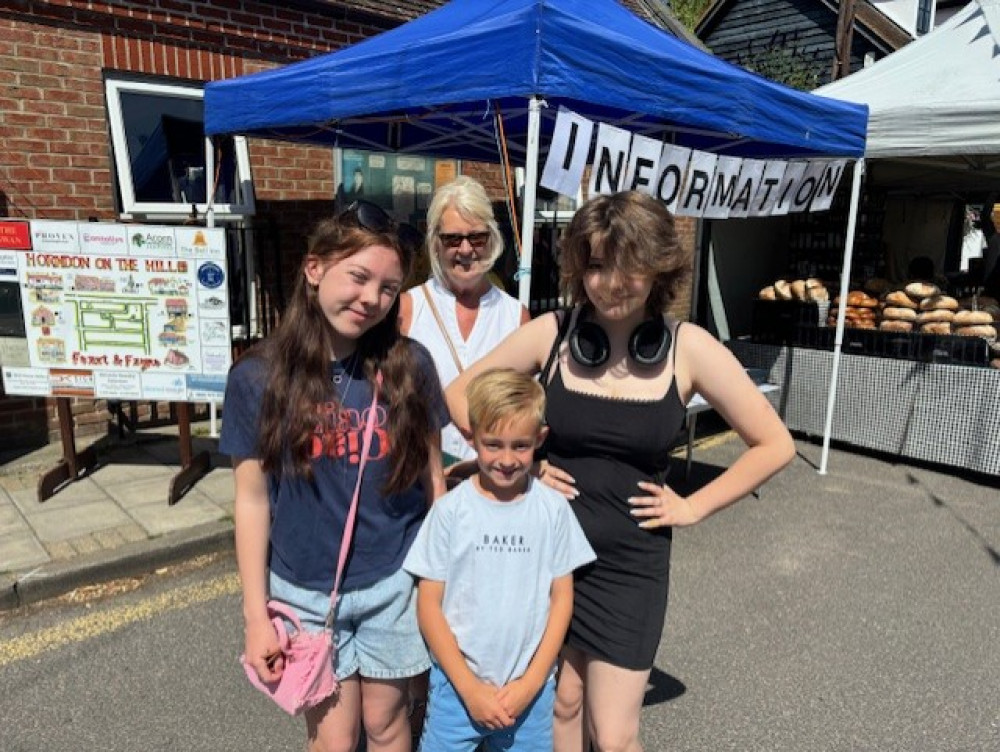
[250,214,433,494]
[558,191,690,314]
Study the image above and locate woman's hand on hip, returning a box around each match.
[628,481,701,528]
[534,460,578,499]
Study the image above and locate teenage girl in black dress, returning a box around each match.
[445,191,795,752]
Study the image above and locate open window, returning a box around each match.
[105,76,255,220]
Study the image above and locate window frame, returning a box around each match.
[104,76,255,220]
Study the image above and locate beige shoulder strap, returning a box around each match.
[421,285,464,373]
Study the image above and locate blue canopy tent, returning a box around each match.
[204,0,869,473]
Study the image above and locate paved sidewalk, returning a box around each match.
[0,424,235,609]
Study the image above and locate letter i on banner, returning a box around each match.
[623,134,662,196]
[588,123,633,197]
[540,107,594,198]
[771,161,809,216]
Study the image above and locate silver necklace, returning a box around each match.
[332,354,358,405]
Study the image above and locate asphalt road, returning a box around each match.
[1,438,997,751]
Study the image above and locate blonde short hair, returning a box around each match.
[426,176,505,284]
[466,368,545,434]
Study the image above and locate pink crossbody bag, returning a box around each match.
[240,374,380,715]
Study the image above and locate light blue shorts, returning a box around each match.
[420,663,555,752]
[268,567,430,681]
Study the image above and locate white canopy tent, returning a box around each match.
[813,0,1000,473]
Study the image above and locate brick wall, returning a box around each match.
[0,0,396,448]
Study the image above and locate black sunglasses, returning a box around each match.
[438,231,490,250]
[341,200,422,253]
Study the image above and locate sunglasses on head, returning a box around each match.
[438,231,490,250]
[341,200,421,253]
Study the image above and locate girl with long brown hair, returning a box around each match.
[221,201,448,752]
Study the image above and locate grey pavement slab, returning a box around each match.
[0,530,48,573]
[26,499,134,543]
[125,493,228,537]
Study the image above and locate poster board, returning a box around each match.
[0,219,231,402]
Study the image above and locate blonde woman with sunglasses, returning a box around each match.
[399,176,530,472]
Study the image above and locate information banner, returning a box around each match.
[0,219,231,402]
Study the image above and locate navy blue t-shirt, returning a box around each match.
[219,340,448,592]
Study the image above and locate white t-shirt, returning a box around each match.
[407,277,523,461]
[403,477,595,686]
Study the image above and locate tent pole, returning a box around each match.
[204,135,219,436]
[517,96,542,308]
[819,157,865,475]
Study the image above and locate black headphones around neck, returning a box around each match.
[568,306,672,368]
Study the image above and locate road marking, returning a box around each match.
[0,573,240,668]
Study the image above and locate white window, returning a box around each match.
[105,77,255,220]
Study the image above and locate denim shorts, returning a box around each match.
[420,663,555,752]
[268,567,430,681]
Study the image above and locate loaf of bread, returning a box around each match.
[953,309,994,326]
[879,320,913,332]
[919,294,959,311]
[790,279,807,301]
[884,290,919,310]
[759,285,777,301]
[774,280,793,300]
[916,309,955,324]
[881,306,917,321]
[904,281,940,299]
[955,324,997,339]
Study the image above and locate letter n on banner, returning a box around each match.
[588,123,632,196]
[809,160,847,212]
[540,107,593,198]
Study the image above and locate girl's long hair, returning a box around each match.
[250,215,431,495]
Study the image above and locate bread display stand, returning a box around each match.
[728,340,1000,477]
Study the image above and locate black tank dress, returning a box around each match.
[544,328,687,670]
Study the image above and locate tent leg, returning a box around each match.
[517,96,543,308]
[819,158,865,475]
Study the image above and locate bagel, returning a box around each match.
[759,285,777,301]
[904,281,940,300]
[846,290,879,308]
[953,309,994,326]
[916,309,955,324]
[884,290,919,310]
[806,285,829,303]
[881,306,917,321]
[919,294,959,311]
[955,324,997,339]
[919,322,952,335]
[879,320,913,332]
[790,279,808,301]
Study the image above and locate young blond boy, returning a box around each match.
[403,368,595,751]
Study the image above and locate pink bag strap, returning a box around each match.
[324,371,381,629]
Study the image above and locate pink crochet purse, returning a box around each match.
[240,376,379,715]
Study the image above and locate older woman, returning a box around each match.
[399,176,530,467]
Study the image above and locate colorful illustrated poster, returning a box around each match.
[0,219,231,402]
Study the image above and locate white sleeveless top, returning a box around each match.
[408,277,523,461]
